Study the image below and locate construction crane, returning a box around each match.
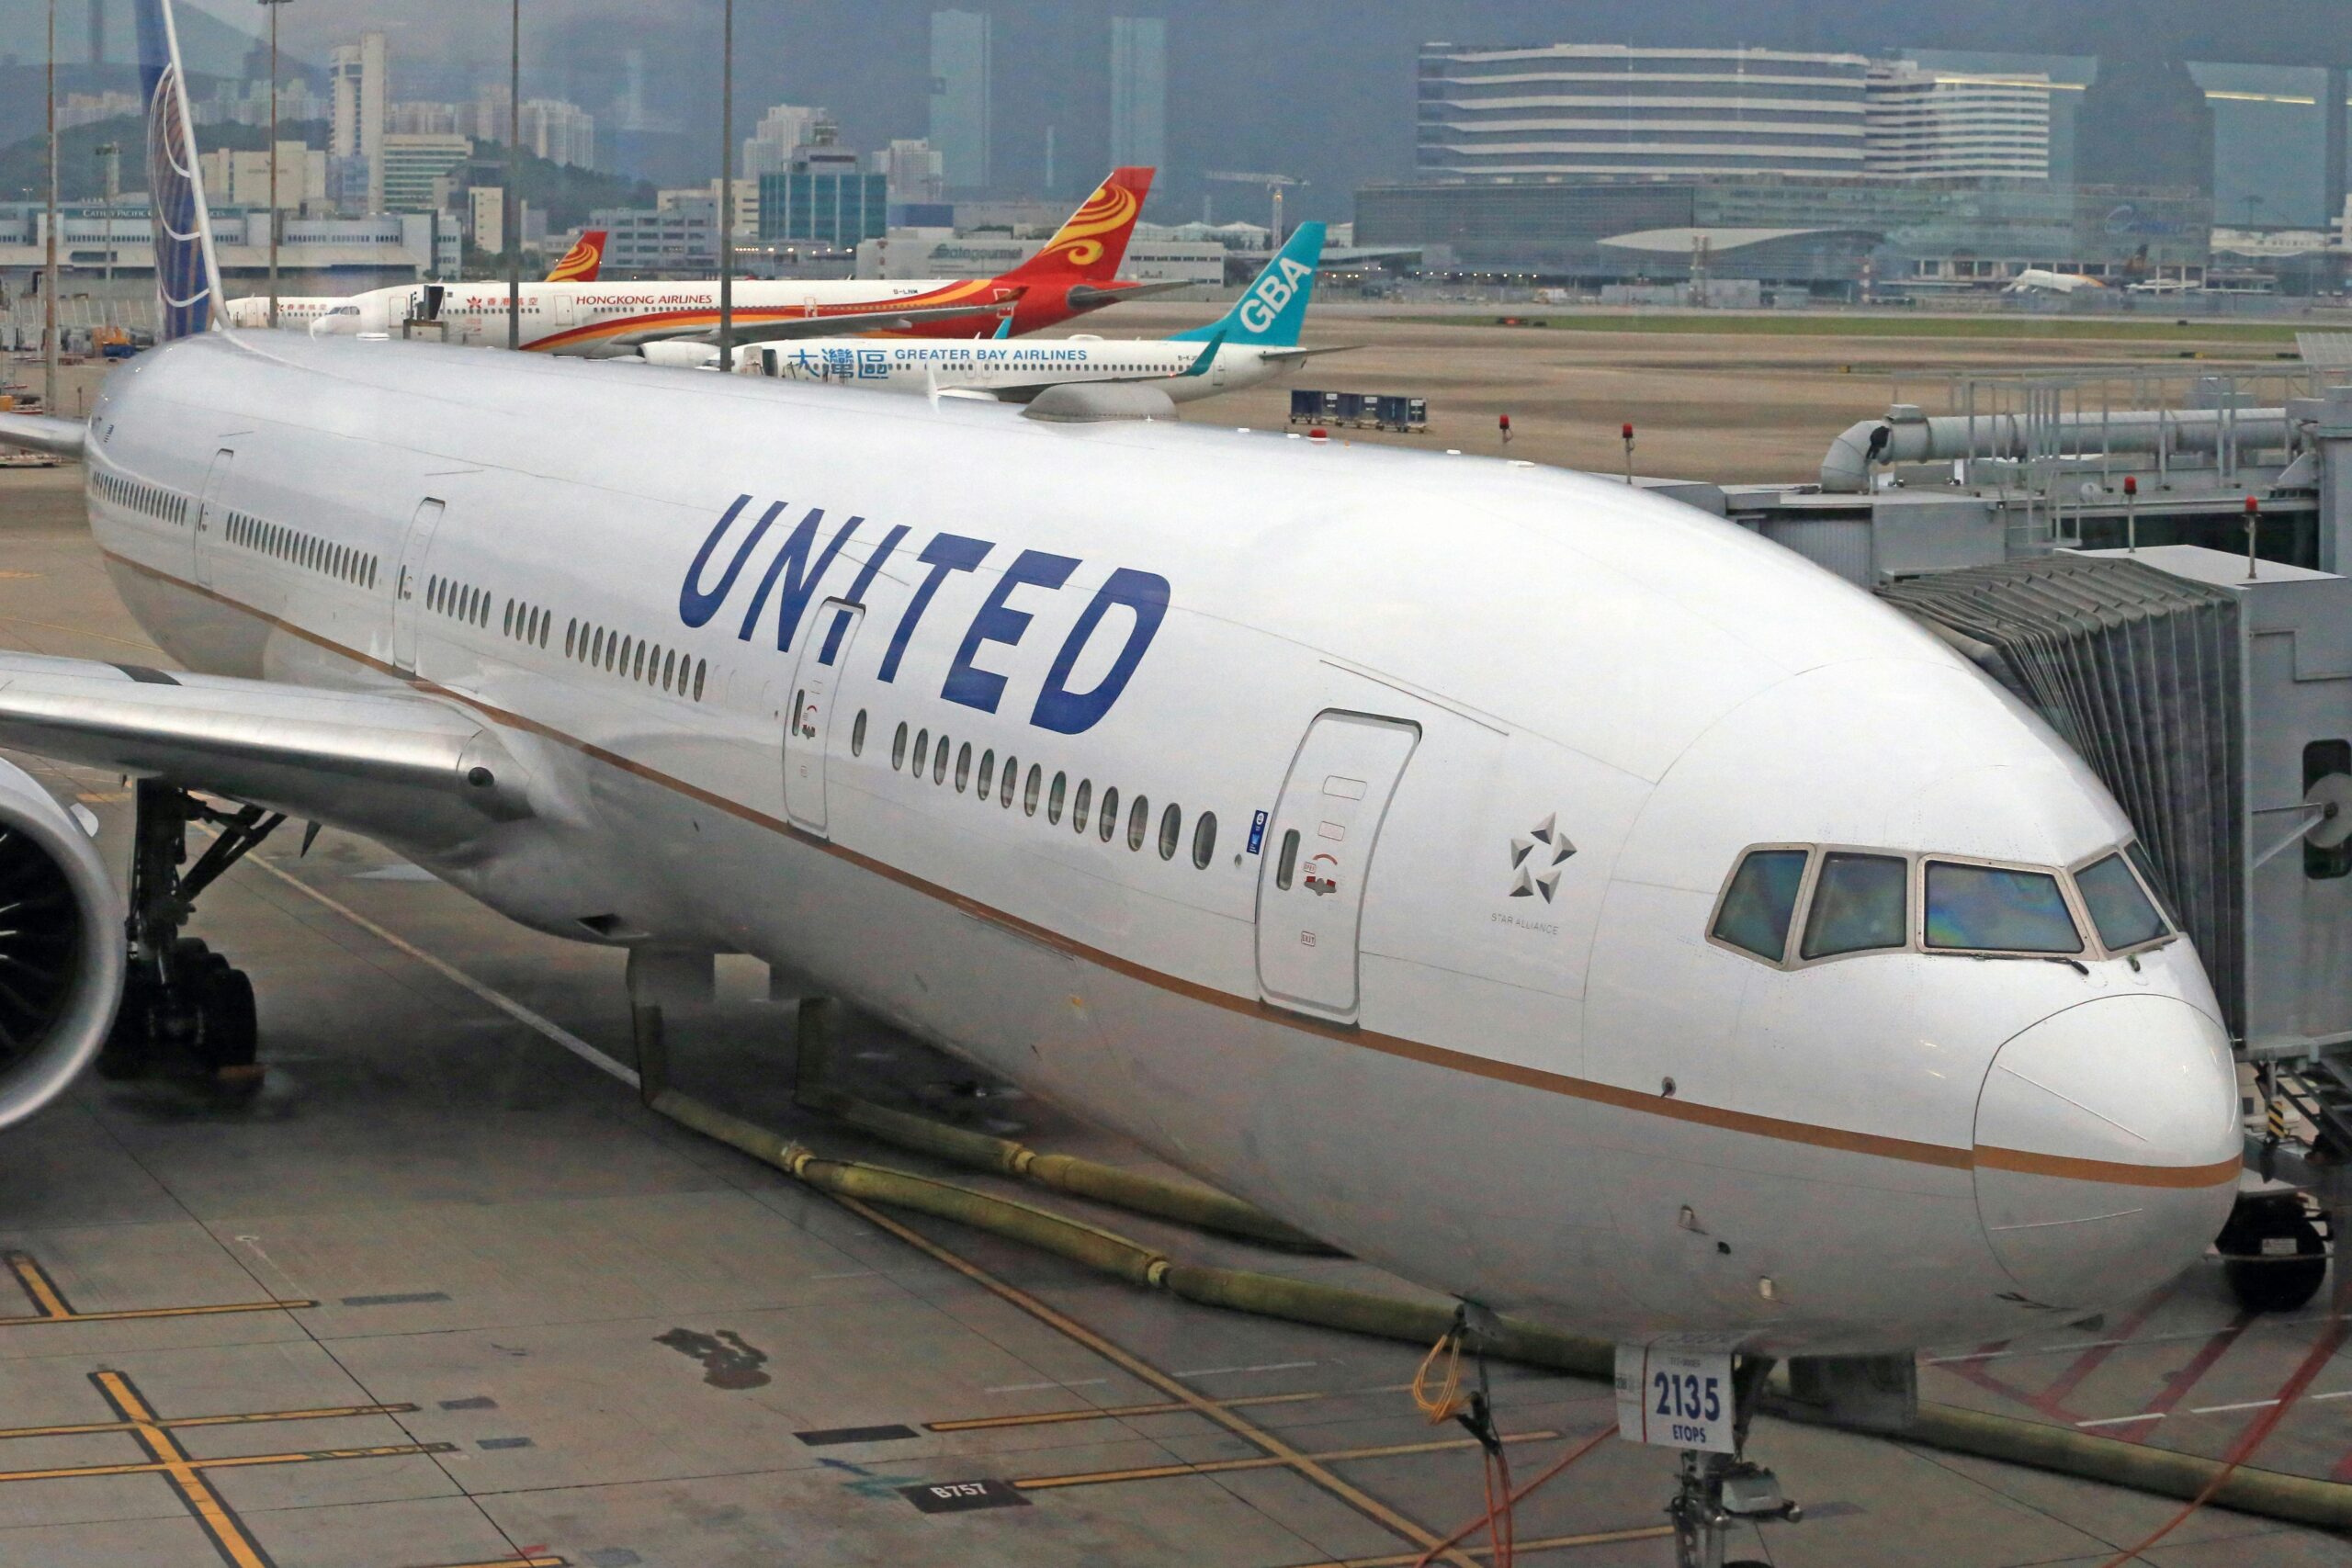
[1204,171,1306,247]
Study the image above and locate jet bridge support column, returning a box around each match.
[2314,386,2352,575]
[2329,68,2349,295]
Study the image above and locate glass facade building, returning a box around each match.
[759,171,890,246]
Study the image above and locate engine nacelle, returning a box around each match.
[0,760,123,1130]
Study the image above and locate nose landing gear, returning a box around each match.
[97,780,279,1084]
[1665,1356,1799,1568]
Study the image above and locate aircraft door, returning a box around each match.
[782,597,866,835]
[1254,711,1419,1022]
[191,447,233,587]
[390,498,446,673]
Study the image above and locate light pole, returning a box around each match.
[717,0,734,363]
[507,0,521,348]
[94,144,117,295]
[44,0,58,415]
[258,0,291,327]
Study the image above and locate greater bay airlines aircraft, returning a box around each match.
[642,222,1353,408]
[226,230,612,333]
[222,170,1174,355]
[1,7,2243,1509]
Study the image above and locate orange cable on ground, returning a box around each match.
[1411,1425,1616,1568]
[2098,1319,2348,1567]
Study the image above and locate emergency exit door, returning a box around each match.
[783,597,866,835]
[1254,711,1420,1021]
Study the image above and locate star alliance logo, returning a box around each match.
[1510,814,1577,902]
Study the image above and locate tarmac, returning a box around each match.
[0,349,2347,1566]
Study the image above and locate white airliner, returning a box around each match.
[0,6,2242,1530]
[642,222,1352,406]
[220,169,1175,355]
[2005,268,2108,295]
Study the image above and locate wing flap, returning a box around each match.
[0,654,531,838]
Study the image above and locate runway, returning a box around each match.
[1,362,2348,1565]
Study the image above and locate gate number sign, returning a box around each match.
[1615,1344,1735,1453]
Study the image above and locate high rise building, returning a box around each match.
[330,32,389,213]
[1109,17,1167,173]
[379,133,471,214]
[872,139,947,205]
[520,100,598,170]
[929,10,992,192]
[1865,66,2052,181]
[1415,43,1872,182]
[742,105,832,180]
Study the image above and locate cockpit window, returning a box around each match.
[2124,841,2179,928]
[2075,852,2167,950]
[1801,852,1909,959]
[1713,849,1808,963]
[1924,862,2082,953]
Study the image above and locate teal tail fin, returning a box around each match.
[1170,221,1325,348]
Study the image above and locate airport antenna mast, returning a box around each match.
[717,0,734,364]
[507,0,521,349]
[44,0,58,417]
[258,0,291,329]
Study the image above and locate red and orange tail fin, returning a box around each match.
[1001,167,1153,284]
[545,229,606,283]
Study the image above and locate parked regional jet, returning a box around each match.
[641,222,1352,405]
[222,170,1175,355]
[0,6,2244,1543]
[2005,268,2108,295]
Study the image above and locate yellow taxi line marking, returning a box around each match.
[0,1402,418,1441]
[0,1436,458,1483]
[1012,1429,1558,1492]
[0,1250,315,1325]
[1278,1525,1679,1567]
[94,1370,279,1568]
[828,1193,1481,1568]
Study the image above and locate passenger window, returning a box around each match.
[851,710,867,757]
[1072,780,1092,832]
[2075,853,2165,950]
[662,649,676,690]
[892,722,908,770]
[1925,862,2082,953]
[1159,804,1181,860]
[1127,795,1148,852]
[1192,811,1216,868]
[693,660,707,701]
[934,737,951,785]
[1801,852,1908,960]
[1024,764,1043,816]
[635,643,648,682]
[913,728,930,774]
[1099,787,1120,841]
[1001,757,1017,808]
[565,620,577,657]
[1275,829,1300,890]
[1048,772,1067,823]
[977,749,994,798]
[1712,848,1809,963]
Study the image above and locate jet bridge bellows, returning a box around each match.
[1879,555,2247,1032]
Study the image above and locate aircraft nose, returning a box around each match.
[1973,995,2240,1307]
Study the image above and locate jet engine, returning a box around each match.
[0,760,123,1131]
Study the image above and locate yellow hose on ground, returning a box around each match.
[651,1084,2352,1533]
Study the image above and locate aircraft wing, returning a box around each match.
[608,299,1015,350]
[0,413,86,459]
[0,652,534,845]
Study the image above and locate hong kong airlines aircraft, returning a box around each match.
[221,171,1171,355]
[0,8,2242,1535]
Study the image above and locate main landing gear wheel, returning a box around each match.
[93,781,277,1089]
[2218,1192,2330,1314]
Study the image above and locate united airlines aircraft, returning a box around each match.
[0,6,2242,1541]
[643,223,1353,407]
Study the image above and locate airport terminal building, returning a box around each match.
[1376,42,2205,293]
